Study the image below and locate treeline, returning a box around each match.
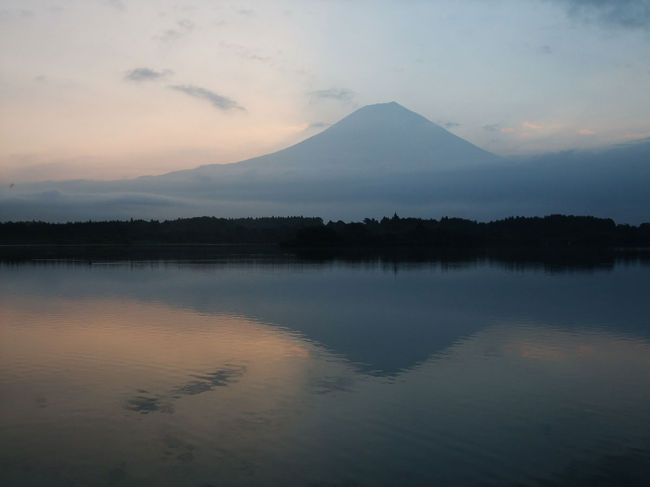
[1,214,649,248]
[289,214,650,248]
[0,216,323,244]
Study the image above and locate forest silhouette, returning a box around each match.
[2,214,649,248]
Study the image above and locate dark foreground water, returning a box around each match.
[1,257,650,486]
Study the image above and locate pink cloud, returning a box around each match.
[522,121,542,129]
[500,127,516,133]
[578,129,595,135]
[622,132,650,140]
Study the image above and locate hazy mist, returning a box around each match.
[1,103,648,223]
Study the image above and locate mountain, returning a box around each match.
[208,102,494,171]
[150,101,498,189]
[1,102,649,223]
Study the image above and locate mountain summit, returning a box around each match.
[189,102,497,177]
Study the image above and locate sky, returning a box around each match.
[1,0,649,182]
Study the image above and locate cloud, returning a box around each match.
[309,88,355,103]
[309,122,331,129]
[105,0,125,11]
[0,8,34,21]
[578,128,596,135]
[157,18,194,42]
[177,19,194,30]
[124,68,172,82]
[539,45,553,54]
[484,123,520,134]
[622,132,650,140]
[220,42,270,62]
[550,0,650,31]
[169,85,245,111]
[523,121,543,129]
[443,121,461,129]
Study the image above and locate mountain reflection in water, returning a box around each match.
[1,258,649,486]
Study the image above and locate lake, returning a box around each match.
[1,255,649,486]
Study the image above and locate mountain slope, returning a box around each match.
[161,102,498,185]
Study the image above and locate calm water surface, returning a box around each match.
[1,257,649,486]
